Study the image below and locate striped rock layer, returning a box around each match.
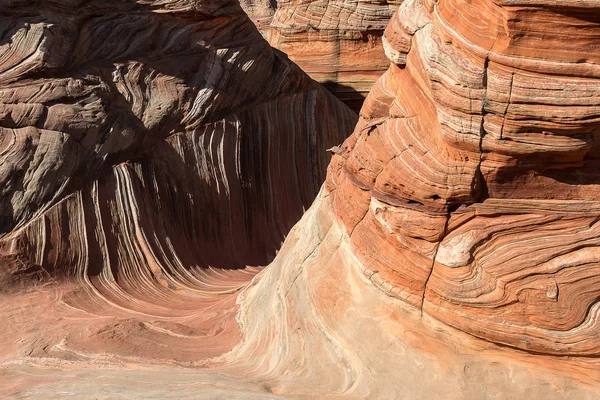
[233,0,600,397]
[0,0,357,391]
[330,0,600,357]
[242,0,402,112]
[3,0,600,399]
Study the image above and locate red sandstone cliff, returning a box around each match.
[2,0,600,398]
[229,0,600,396]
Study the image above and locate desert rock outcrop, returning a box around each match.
[0,0,356,274]
[242,0,401,112]
[234,0,600,396]
[2,0,600,398]
[0,0,355,381]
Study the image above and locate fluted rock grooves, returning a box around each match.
[0,0,356,390]
[2,0,600,398]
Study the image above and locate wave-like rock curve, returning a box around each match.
[0,0,356,385]
[230,0,600,396]
[3,0,600,398]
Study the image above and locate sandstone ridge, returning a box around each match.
[2,0,600,398]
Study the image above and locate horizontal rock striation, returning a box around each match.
[242,0,402,112]
[312,0,600,352]
[229,0,600,396]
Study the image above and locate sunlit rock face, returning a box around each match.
[328,0,600,356]
[3,0,600,399]
[242,0,402,112]
[230,0,600,397]
[0,0,355,382]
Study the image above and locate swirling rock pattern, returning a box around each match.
[243,0,599,394]
[237,0,600,395]
[3,0,600,398]
[0,0,356,389]
[342,0,600,357]
[242,0,401,112]
[211,0,600,396]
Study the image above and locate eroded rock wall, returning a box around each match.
[242,0,401,112]
[2,0,600,398]
[0,0,356,278]
[327,0,600,356]
[231,0,600,396]
[0,0,355,374]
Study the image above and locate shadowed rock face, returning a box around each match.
[241,0,402,112]
[3,0,600,399]
[0,0,356,379]
[0,0,356,274]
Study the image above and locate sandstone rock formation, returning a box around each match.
[3,0,600,398]
[242,0,401,112]
[217,0,600,396]
[0,0,356,273]
[0,0,355,383]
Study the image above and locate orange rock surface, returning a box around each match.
[242,0,401,111]
[2,0,600,398]
[329,0,600,357]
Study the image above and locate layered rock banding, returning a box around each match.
[3,0,600,398]
[0,0,355,378]
[0,0,357,273]
[231,0,600,395]
[242,0,401,112]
